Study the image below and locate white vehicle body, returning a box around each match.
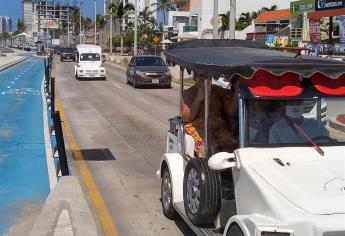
[74,44,106,80]
[160,125,345,236]
[158,39,345,236]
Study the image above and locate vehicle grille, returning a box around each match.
[86,70,98,73]
[145,72,165,79]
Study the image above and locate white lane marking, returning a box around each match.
[41,76,57,190]
[7,86,11,89]
[112,82,122,89]
[137,97,151,106]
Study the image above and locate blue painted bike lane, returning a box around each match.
[0,57,50,235]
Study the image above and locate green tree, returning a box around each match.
[218,11,230,39]
[109,0,135,55]
[139,7,156,29]
[151,0,176,26]
[16,19,26,34]
[96,14,107,45]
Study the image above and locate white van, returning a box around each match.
[75,44,106,80]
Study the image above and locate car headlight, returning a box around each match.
[165,71,171,76]
[136,71,146,76]
[79,70,83,73]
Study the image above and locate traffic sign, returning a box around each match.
[153,36,160,44]
[266,34,275,43]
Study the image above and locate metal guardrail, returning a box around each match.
[44,55,70,176]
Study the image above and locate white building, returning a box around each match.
[167,0,230,39]
[22,0,33,35]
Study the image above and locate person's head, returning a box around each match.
[285,100,304,120]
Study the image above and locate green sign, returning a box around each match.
[290,0,315,16]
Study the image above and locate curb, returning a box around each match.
[329,118,345,133]
[0,57,28,72]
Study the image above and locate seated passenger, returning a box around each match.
[181,74,238,158]
[269,100,329,144]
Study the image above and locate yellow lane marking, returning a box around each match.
[56,97,120,236]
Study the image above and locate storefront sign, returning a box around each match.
[266,34,275,43]
[290,0,315,16]
[40,19,59,29]
[315,0,345,11]
[309,19,321,43]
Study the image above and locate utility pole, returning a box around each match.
[110,0,113,54]
[229,0,236,39]
[134,0,138,55]
[67,9,70,46]
[94,0,97,45]
[213,0,219,39]
[77,1,83,44]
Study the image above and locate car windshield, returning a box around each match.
[136,57,166,66]
[246,98,345,146]
[80,53,100,61]
[63,48,74,53]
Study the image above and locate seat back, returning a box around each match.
[184,134,195,158]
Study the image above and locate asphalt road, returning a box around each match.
[55,61,195,236]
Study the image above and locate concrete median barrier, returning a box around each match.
[29,176,98,236]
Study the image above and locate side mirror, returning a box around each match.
[208,152,239,171]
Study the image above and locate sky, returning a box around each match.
[0,0,291,30]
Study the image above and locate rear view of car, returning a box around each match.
[60,48,76,62]
[126,56,172,88]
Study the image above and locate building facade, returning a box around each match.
[23,0,33,35]
[0,16,13,33]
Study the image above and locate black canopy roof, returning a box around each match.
[164,39,345,79]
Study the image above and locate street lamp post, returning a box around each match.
[134,0,138,55]
[229,0,236,39]
[110,0,113,54]
[67,9,70,46]
[77,1,83,44]
[213,0,219,39]
[94,0,97,45]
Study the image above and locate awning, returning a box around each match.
[308,8,345,19]
[164,39,345,80]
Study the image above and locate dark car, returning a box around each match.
[126,56,172,88]
[60,48,76,62]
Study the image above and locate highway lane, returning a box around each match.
[55,61,194,236]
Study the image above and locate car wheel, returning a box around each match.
[165,83,172,89]
[126,76,130,84]
[183,158,221,226]
[133,79,138,88]
[161,166,178,220]
[226,224,244,236]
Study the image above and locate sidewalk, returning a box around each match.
[0,51,28,71]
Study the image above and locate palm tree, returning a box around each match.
[139,7,156,29]
[96,14,107,46]
[239,12,252,26]
[151,0,176,27]
[257,5,278,16]
[16,19,26,34]
[218,11,230,39]
[109,0,134,55]
[70,8,82,42]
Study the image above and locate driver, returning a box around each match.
[269,100,329,144]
